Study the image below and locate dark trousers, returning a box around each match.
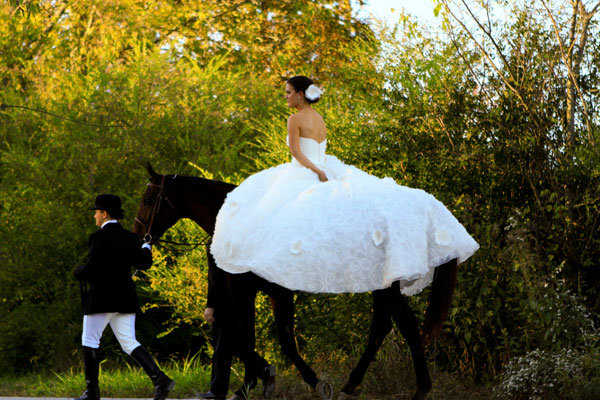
[210,273,271,395]
[229,272,320,389]
[210,314,234,395]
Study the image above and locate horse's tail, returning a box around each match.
[420,258,458,346]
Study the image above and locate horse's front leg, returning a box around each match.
[339,288,394,399]
[390,290,432,400]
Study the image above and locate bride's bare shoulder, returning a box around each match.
[315,111,325,123]
[287,112,301,126]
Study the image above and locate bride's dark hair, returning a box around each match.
[287,75,320,104]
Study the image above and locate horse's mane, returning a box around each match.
[169,174,237,193]
[159,174,237,228]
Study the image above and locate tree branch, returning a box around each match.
[541,0,595,147]
[442,1,544,132]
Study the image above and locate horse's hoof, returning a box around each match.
[337,391,358,400]
[315,381,333,400]
[411,389,429,400]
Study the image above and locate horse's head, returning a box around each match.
[133,163,181,244]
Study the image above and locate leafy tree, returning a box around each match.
[1,1,599,393]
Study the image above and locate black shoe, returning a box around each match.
[73,347,100,400]
[73,388,100,400]
[232,386,249,400]
[199,391,226,400]
[130,346,175,400]
[261,364,276,399]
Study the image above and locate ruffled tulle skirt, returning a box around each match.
[210,155,479,295]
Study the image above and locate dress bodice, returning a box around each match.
[287,135,327,166]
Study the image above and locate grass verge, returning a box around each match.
[0,347,493,399]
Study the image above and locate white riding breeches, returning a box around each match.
[82,313,141,355]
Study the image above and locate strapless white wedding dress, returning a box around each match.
[210,136,479,295]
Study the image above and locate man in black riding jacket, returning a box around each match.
[73,194,174,400]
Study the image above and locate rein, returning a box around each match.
[135,174,211,253]
[153,235,211,253]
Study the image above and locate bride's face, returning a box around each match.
[285,83,301,108]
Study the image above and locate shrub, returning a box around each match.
[493,347,600,400]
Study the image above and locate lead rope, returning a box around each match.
[153,233,212,254]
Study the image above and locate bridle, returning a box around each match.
[135,174,174,245]
[135,174,211,252]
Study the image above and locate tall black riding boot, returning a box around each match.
[73,346,100,400]
[130,345,175,400]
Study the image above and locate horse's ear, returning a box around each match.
[147,162,161,183]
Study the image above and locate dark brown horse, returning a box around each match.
[133,164,458,400]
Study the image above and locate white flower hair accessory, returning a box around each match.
[304,84,322,100]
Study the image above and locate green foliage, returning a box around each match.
[140,220,212,341]
[490,281,600,398]
[0,45,266,371]
[493,346,600,400]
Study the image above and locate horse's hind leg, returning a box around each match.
[390,288,432,400]
[340,288,394,398]
[270,289,320,389]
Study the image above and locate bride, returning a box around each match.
[210,76,479,294]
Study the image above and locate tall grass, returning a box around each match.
[0,354,212,397]
[0,340,495,399]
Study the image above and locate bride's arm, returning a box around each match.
[287,115,328,182]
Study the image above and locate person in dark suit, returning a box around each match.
[199,243,275,400]
[73,194,175,400]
